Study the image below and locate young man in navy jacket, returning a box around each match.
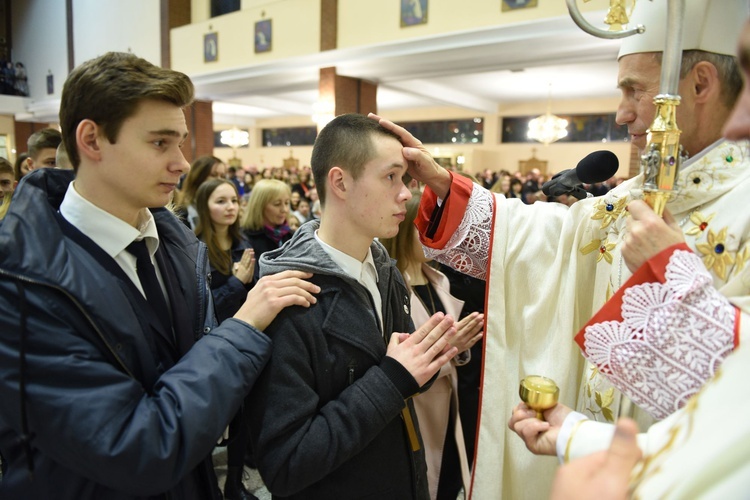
[0,52,318,499]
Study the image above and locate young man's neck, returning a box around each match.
[73,176,142,228]
[317,213,372,263]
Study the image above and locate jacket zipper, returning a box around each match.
[0,268,135,379]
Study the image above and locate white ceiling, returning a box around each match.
[198,10,625,126]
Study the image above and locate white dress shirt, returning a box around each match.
[59,181,169,302]
[314,231,383,334]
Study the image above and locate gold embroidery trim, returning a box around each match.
[564,418,588,464]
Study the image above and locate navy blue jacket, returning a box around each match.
[0,169,272,499]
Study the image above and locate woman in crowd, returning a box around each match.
[289,190,301,212]
[194,178,255,321]
[242,171,256,195]
[490,174,512,198]
[194,178,257,500]
[240,179,293,288]
[13,152,29,183]
[174,155,227,229]
[291,168,314,200]
[508,177,524,201]
[381,191,484,500]
[292,198,312,225]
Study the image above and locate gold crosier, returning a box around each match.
[568,0,687,216]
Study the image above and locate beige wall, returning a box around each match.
[176,0,612,78]
[338,0,609,48]
[171,0,321,75]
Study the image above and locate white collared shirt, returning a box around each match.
[314,231,383,333]
[59,181,168,301]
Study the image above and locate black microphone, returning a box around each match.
[542,150,619,200]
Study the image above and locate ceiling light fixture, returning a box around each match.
[527,84,568,145]
[220,126,250,157]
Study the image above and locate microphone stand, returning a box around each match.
[565,0,687,216]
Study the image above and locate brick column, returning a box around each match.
[320,0,337,51]
[318,67,377,128]
[318,0,376,129]
[183,99,213,164]
[161,0,191,69]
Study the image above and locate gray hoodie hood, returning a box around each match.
[259,219,394,280]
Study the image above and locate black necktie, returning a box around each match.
[126,239,172,335]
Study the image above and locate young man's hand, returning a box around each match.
[368,113,452,199]
[508,402,572,456]
[387,312,458,386]
[234,270,319,331]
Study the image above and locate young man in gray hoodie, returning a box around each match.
[248,113,459,499]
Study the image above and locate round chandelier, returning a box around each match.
[527,84,568,145]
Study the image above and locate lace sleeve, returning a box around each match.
[581,249,737,419]
[422,185,494,281]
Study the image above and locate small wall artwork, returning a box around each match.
[255,19,272,53]
[501,0,538,12]
[204,32,218,62]
[401,0,428,27]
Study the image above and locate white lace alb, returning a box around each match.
[582,250,736,419]
[422,185,494,281]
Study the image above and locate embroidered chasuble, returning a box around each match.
[565,341,750,499]
[415,139,750,499]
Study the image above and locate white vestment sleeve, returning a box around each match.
[422,184,494,281]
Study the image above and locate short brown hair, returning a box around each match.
[0,157,13,176]
[310,113,401,206]
[60,52,194,171]
[27,128,62,160]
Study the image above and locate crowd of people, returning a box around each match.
[479,167,623,206]
[0,60,29,97]
[0,1,749,499]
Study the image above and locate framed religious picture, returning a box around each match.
[255,19,272,53]
[501,0,538,12]
[401,0,428,27]
[204,32,218,62]
[0,135,7,160]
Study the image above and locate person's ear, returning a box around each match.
[12,180,17,190]
[327,166,348,201]
[692,60,720,104]
[76,119,103,163]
